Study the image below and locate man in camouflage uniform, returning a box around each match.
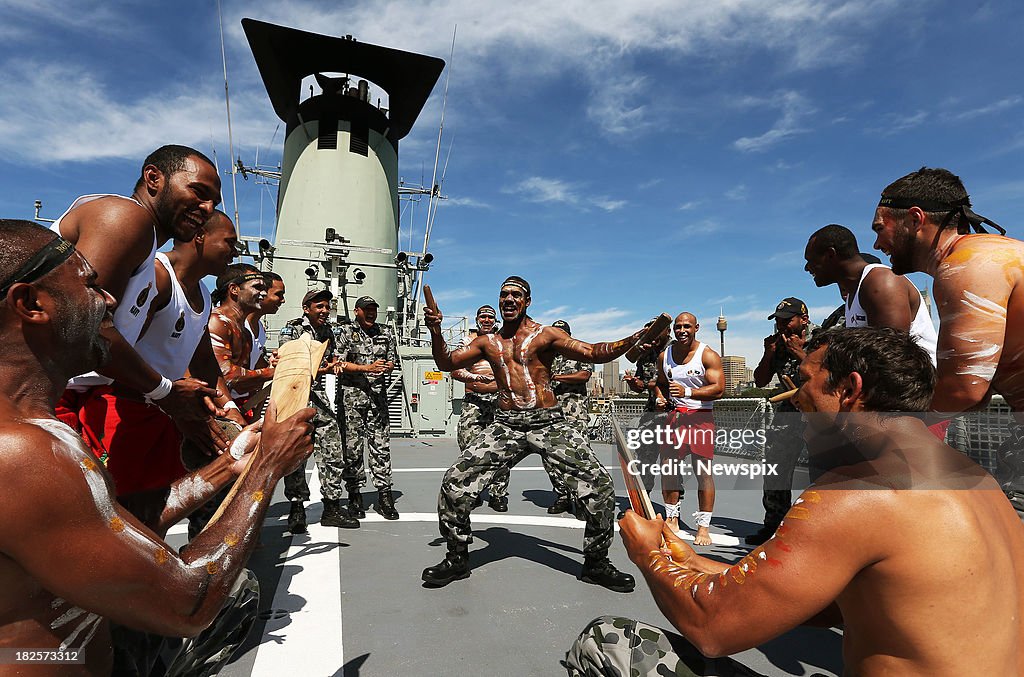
[746,297,813,546]
[453,306,509,511]
[421,276,643,592]
[278,289,359,531]
[336,295,401,520]
[623,320,672,501]
[547,319,594,516]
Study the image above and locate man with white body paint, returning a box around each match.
[0,220,315,676]
[870,167,1024,502]
[421,276,642,591]
[567,328,1024,676]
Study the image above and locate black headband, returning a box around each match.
[878,196,1005,236]
[502,277,531,296]
[220,272,263,291]
[0,236,76,297]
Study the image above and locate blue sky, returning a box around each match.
[2,0,1022,366]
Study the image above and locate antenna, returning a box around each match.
[412,26,456,326]
[217,0,240,228]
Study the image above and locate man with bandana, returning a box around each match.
[336,295,401,521]
[278,289,359,531]
[870,167,1024,505]
[421,276,645,591]
[546,319,594,517]
[452,305,510,511]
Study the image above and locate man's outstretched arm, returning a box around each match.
[619,488,874,657]
[0,405,312,638]
[552,328,643,365]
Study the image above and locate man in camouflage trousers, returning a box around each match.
[746,297,814,546]
[453,306,509,511]
[547,319,594,517]
[421,276,644,592]
[279,289,359,531]
[336,295,401,520]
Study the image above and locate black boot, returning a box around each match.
[375,488,399,520]
[547,493,571,514]
[744,523,778,546]
[422,543,470,587]
[321,499,360,529]
[487,495,509,512]
[347,490,366,519]
[287,501,307,534]
[579,557,635,593]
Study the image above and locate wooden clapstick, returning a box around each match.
[611,417,657,520]
[769,388,800,403]
[624,313,672,363]
[423,285,439,313]
[269,334,328,422]
[204,334,327,529]
[780,375,797,391]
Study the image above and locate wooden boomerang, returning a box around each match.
[625,313,672,363]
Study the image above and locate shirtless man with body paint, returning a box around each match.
[870,167,1024,499]
[567,328,1024,676]
[421,276,645,591]
[208,263,273,402]
[0,220,314,676]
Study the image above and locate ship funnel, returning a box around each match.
[242,18,445,331]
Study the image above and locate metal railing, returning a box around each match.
[594,396,1013,471]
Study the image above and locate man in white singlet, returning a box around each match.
[51,144,229,457]
[655,313,724,546]
[246,272,285,377]
[803,224,948,440]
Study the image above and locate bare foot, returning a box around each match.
[694,526,712,546]
[666,516,679,532]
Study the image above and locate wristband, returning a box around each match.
[684,386,693,399]
[223,401,239,411]
[144,376,173,401]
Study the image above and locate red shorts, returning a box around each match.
[928,420,951,442]
[79,386,185,496]
[663,407,716,459]
[55,388,108,462]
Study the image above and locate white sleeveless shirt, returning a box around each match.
[133,253,211,380]
[52,194,158,389]
[845,263,938,365]
[663,341,713,410]
[247,321,267,370]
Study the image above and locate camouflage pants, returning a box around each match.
[284,401,345,501]
[760,419,805,529]
[438,406,615,559]
[560,393,591,434]
[565,616,764,677]
[341,388,393,491]
[458,395,509,499]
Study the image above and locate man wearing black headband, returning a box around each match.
[422,276,646,591]
[452,305,510,511]
[51,144,227,456]
[873,167,1024,503]
[547,320,594,517]
[0,219,316,675]
[209,263,272,399]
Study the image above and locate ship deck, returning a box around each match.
[165,438,843,677]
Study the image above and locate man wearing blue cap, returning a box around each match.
[336,295,401,520]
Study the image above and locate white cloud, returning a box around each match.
[733,90,815,152]
[673,220,721,238]
[724,184,748,201]
[503,176,626,212]
[947,96,1022,122]
[677,200,700,211]
[434,288,475,303]
[446,196,491,208]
